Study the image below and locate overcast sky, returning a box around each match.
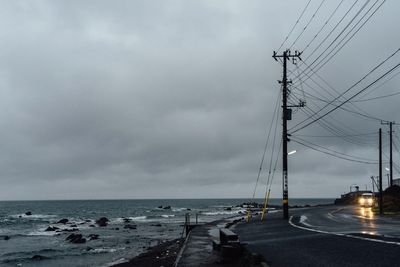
[0,0,398,200]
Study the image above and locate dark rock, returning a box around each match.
[152,223,162,227]
[84,219,91,222]
[69,224,77,228]
[122,217,131,223]
[25,211,32,216]
[158,205,163,209]
[60,228,79,232]
[114,227,120,230]
[66,233,86,244]
[225,207,232,211]
[89,224,95,227]
[57,219,69,224]
[95,217,109,227]
[123,224,137,230]
[187,208,191,211]
[125,240,130,244]
[32,255,48,260]
[163,206,171,210]
[45,226,59,231]
[88,234,99,240]
[4,236,10,240]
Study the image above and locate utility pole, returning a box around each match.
[273,50,303,220]
[379,128,383,215]
[381,121,395,186]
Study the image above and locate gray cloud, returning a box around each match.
[0,0,398,200]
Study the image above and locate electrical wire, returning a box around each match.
[290,49,400,133]
[292,138,380,164]
[277,0,313,53]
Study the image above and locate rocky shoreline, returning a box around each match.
[112,238,184,267]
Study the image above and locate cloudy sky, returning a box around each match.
[0,0,398,200]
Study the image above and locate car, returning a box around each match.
[359,193,374,207]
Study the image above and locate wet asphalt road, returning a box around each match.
[233,205,400,267]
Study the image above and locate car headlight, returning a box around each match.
[359,198,365,204]
[368,199,373,204]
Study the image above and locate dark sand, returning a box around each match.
[112,238,184,267]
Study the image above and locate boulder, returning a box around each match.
[45,226,59,231]
[57,219,69,224]
[89,224,95,227]
[163,206,171,210]
[69,224,77,228]
[60,228,79,232]
[32,255,48,260]
[88,234,99,240]
[4,236,10,240]
[66,233,86,244]
[122,217,131,223]
[123,224,137,230]
[25,211,32,216]
[95,217,109,227]
[152,223,162,227]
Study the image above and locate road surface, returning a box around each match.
[233,205,400,267]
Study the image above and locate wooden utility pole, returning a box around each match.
[379,128,383,215]
[273,50,303,220]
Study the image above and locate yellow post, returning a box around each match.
[246,210,251,222]
[261,190,271,221]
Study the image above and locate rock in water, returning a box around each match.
[124,224,137,230]
[163,206,171,210]
[32,255,48,260]
[57,219,69,224]
[45,226,59,231]
[88,234,99,240]
[95,217,109,227]
[66,234,86,244]
[4,236,10,240]
[25,211,32,216]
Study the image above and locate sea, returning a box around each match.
[0,198,333,267]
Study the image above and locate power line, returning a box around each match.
[302,0,345,53]
[293,136,379,162]
[303,0,360,63]
[252,90,281,199]
[290,49,400,133]
[292,139,380,164]
[289,0,326,50]
[293,132,379,138]
[306,0,387,76]
[277,0,313,53]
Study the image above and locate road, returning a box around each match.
[233,205,400,267]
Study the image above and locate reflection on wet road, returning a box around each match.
[292,205,400,239]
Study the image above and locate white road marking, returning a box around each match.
[289,216,400,246]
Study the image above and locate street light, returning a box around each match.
[288,150,297,155]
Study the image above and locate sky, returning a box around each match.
[0,0,399,200]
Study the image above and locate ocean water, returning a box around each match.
[0,198,333,267]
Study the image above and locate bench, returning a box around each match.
[219,228,239,244]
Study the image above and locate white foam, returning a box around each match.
[10,214,57,220]
[161,214,175,218]
[202,209,246,216]
[90,247,118,254]
[129,216,148,221]
[104,258,128,267]
[172,207,187,212]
